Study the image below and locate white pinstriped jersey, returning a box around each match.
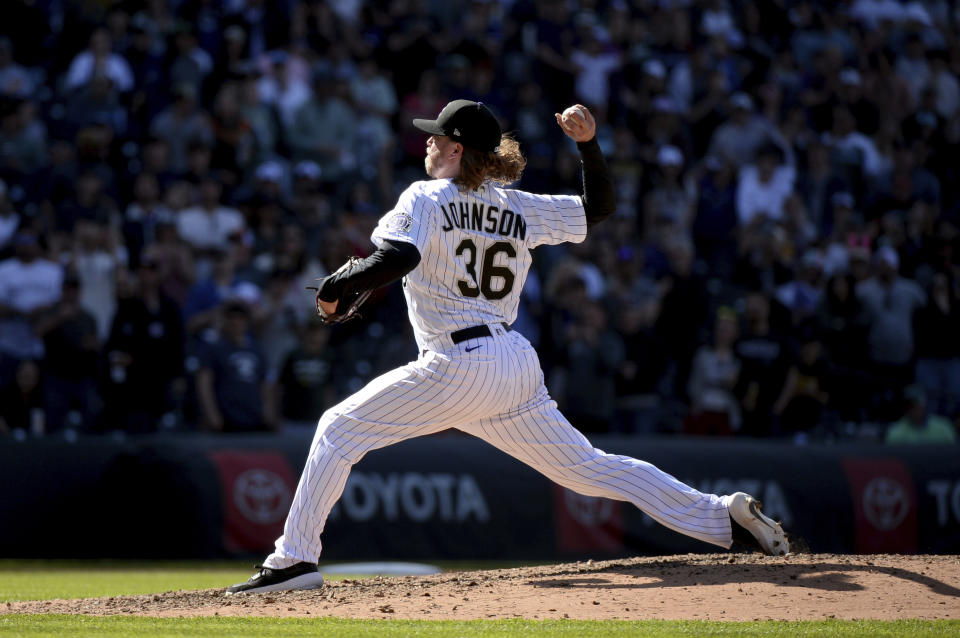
[265,177,739,574]
[372,178,587,349]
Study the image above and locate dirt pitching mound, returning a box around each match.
[9,554,960,621]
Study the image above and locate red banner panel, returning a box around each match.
[207,450,297,553]
[841,458,917,554]
[553,485,623,553]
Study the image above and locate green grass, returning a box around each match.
[0,617,956,637]
[0,562,253,603]
[1,562,956,636]
[0,560,535,603]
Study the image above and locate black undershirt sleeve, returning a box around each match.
[577,136,616,228]
[317,239,421,302]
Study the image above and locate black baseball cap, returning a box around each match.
[413,100,501,153]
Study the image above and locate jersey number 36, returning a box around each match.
[455,239,516,300]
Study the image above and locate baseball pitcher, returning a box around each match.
[227,100,788,595]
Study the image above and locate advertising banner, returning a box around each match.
[1,434,957,559]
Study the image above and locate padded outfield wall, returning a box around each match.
[1,433,957,559]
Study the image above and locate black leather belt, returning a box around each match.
[450,323,512,344]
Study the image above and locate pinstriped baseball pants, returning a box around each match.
[264,328,733,568]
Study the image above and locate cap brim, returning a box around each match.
[412,118,445,136]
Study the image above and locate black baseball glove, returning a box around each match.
[307,257,373,325]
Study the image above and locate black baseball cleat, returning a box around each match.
[225,562,325,595]
[725,492,789,556]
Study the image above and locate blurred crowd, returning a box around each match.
[1,0,959,444]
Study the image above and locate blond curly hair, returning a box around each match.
[453,135,527,192]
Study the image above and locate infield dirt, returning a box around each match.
[8,553,959,621]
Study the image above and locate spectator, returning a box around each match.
[129,5,175,58]
[195,300,276,432]
[895,33,930,108]
[570,23,621,111]
[0,359,43,435]
[928,49,959,120]
[734,291,789,436]
[733,219,793,293]
[254,268,310,377]
[56,169,118,239]
[0,179,19,255]
[4,0,960,439]
[775,249,826,325]
[885,386,956,444]
[349,58,398,173]
[210,83,255,178]
[286,69,356,180]
[176,176,245,266]
[773,329,831,439]
[692,155,738,278]
[182,141,215,185]
[398,70,447,164]
[867,143,940,221]
[913,272,960,419]
[823,191,857,243]
[124,19,166,133]
[183,248,250,336]
[644,145,693,237]
[619,57,667,127]
[168,26,212,102]
[239,72,281,166]
[149,220,194,307]
[102,255,185,432]
[64,27,134,94]
[529,0,576,106]
[208,26,249,95]
[289,161,331,236]
[707,92,774,167]
[257,51,311,129]
[122,172,173,269]
[700,0,741,45]
[607,242,657,308]
[556,301,624,433]
[139,137,176,190]
[828,105,885,179]
[736,144,796,227]
[836,68,880,135]
[605,126,644,223]
[816,271,869,421]
[149,84,214,174]
[686,308,742,436]
[277,320,336,425]
[655,237,708,397]
[614,300,667,434]
[0,37,34,98]
[65,75,128,137]
[687,64,731,158]
[863,48,913,124]
[0,98,47,178]
[796,141,850,236]
[856,246,925,381]
[34,273,100,432]
[0,233,63,385]
[70,219,125,340]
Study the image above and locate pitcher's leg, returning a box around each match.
[263,362,455,568]
[461,398,733,548]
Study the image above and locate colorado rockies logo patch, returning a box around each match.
[388,213,413,232]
